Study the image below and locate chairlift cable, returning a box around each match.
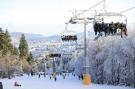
[76,0,105,17]
[120,6,135,13]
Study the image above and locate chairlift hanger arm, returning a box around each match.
[67,17,94,24]
[96,12,123,16]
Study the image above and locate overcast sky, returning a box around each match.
[0,0,134,36]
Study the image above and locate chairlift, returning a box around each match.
[49,53,61,58]
[61,23,77,41]
[93,12,127,39]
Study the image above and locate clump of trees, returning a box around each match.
[73,36,135,88]
[0,28,35,78]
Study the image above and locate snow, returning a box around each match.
[1,74,134,89]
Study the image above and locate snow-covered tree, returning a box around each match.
[73,36,135,88]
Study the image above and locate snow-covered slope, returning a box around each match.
[1,74,134,89]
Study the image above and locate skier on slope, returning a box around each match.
[14,81,21,87]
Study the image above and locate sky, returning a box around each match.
[0,0,135,36]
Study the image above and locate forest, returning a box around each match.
[73,36,135,87]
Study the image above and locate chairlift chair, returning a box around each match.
[61,24,78,42]
[49,53,61,58]
[93,12,127,39]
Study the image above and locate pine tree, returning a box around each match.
[0,29,13,56]
[19,34,28,59]
[5,29,11,43]
[5,29,13,53]
[18,34,31,73]
[0,29,5,50]
[27,52,34,64]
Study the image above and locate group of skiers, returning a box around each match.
[61,35,77,41]
[78,75,83,80]
[49,72,68,81]
[93,22,128,37]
